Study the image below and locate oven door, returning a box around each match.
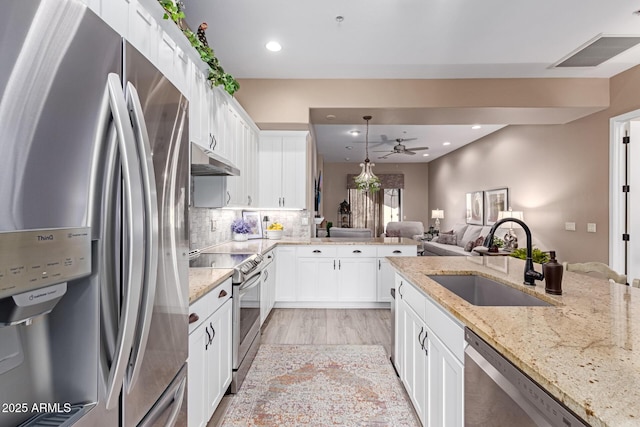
[232,270,262,370]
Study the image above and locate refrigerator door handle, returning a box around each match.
[125,82,160,392]
[104,73,146,410]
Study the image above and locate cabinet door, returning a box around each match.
[401,302,428,425]
[275,247,296,301]
[377,258,395,302]
[206,299,233,420]
[338,258,377,301]
[83,0,130,37]
[428,331,464,427]
[260,260,276,325]
[188,325,208,427]
[209,87,228,159]
[246,129,259,207]
[297,258,338,301]
[258,135,284,207]
[128,1,158,64]
[281,134,307,209]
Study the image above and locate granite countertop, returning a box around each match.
[188,268,233,303]
[388,255,640,427]
[200,237,418,255]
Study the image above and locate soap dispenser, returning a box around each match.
[543,251,563,295]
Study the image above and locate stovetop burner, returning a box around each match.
[189,251,264,284]
[189,253,254,269]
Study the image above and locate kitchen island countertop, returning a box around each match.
[388,255,640,427]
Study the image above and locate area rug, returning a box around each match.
[221,345,419,427]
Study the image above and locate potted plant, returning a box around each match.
[231,218,251,241]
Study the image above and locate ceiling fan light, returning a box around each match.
[350,130,360,136]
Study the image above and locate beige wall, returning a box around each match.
[322,163,430,230]
[428,65,640,264]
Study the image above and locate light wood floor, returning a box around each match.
[208,308,393,427]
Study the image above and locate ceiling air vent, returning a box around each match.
[553,35,640,67]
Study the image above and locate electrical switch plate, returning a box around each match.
[565,222,576,231]
[587,223,596,233]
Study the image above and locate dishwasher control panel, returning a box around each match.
[0,227,91,299]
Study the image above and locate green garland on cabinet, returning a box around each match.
[158,0,239,95]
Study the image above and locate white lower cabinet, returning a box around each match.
[275,246,296,301]
[338,257,377,301]
[260,250,276,325]
[188,280,232,427]
[377,245,417,302]
[297,257,338,301]
[395,274,464,427]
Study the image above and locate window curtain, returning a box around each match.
[348,189,384,236]
[346,174,404,237]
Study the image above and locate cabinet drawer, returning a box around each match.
[297,246,337,257]
[378,245,417,257]
[189,278,232,334]
[337,246,376,257]
[397,279,425,320]
[425,295,464,361]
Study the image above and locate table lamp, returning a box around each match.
[431,209,444,231]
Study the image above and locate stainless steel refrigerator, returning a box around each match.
[0,1,189,426]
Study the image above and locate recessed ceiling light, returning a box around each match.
[344,157,350,161]
[265,41,282,52]
[350,130,360,136]
[326,114,336,120]
[443,141,451,146]
[423,153,430,157]
[471,125,482,130]
[345,146,353,150]
[336,16,344,23]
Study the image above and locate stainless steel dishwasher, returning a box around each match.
[464,328,588,427]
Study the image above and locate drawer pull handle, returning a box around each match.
[312,249,322,253]
[393,250,402,254]
[188,313,199,324]
[353,250,362,253]
[218,289,228,298]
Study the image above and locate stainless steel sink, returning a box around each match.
[427,275,552,307]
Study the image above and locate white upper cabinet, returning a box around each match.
[80,0,131,37]
[259,131,309,209]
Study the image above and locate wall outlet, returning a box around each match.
[210,219,217,232]
[587,223,596,233]
[565,222,576,231]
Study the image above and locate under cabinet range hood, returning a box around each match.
[191,142,240,176]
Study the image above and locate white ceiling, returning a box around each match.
[185,0,640,162]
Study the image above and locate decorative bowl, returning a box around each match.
[267,230,283,240]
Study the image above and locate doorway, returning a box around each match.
[610,109,640,285]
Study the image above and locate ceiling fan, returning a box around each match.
[375,138,429,159]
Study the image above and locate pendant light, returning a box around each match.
[354,115,380,192]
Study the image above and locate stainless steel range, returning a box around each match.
[189,251,264,393]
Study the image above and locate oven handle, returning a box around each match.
[238,271,262,294]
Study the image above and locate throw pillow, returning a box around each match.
[386,229,400,237]
[464,240,474,252]
[474,236,485,247]
[438,234,457,245]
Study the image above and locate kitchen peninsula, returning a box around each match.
[389,255,640,427]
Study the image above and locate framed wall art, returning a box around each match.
[242,211,263,239]
[466,191,484,225]
[484,188,508,225]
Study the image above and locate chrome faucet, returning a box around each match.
[483,218,544,286]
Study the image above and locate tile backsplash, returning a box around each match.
[189,208,312,250]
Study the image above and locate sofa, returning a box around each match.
[328,227,373,238]
[422,223,493,256]
[380,221,424,240]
